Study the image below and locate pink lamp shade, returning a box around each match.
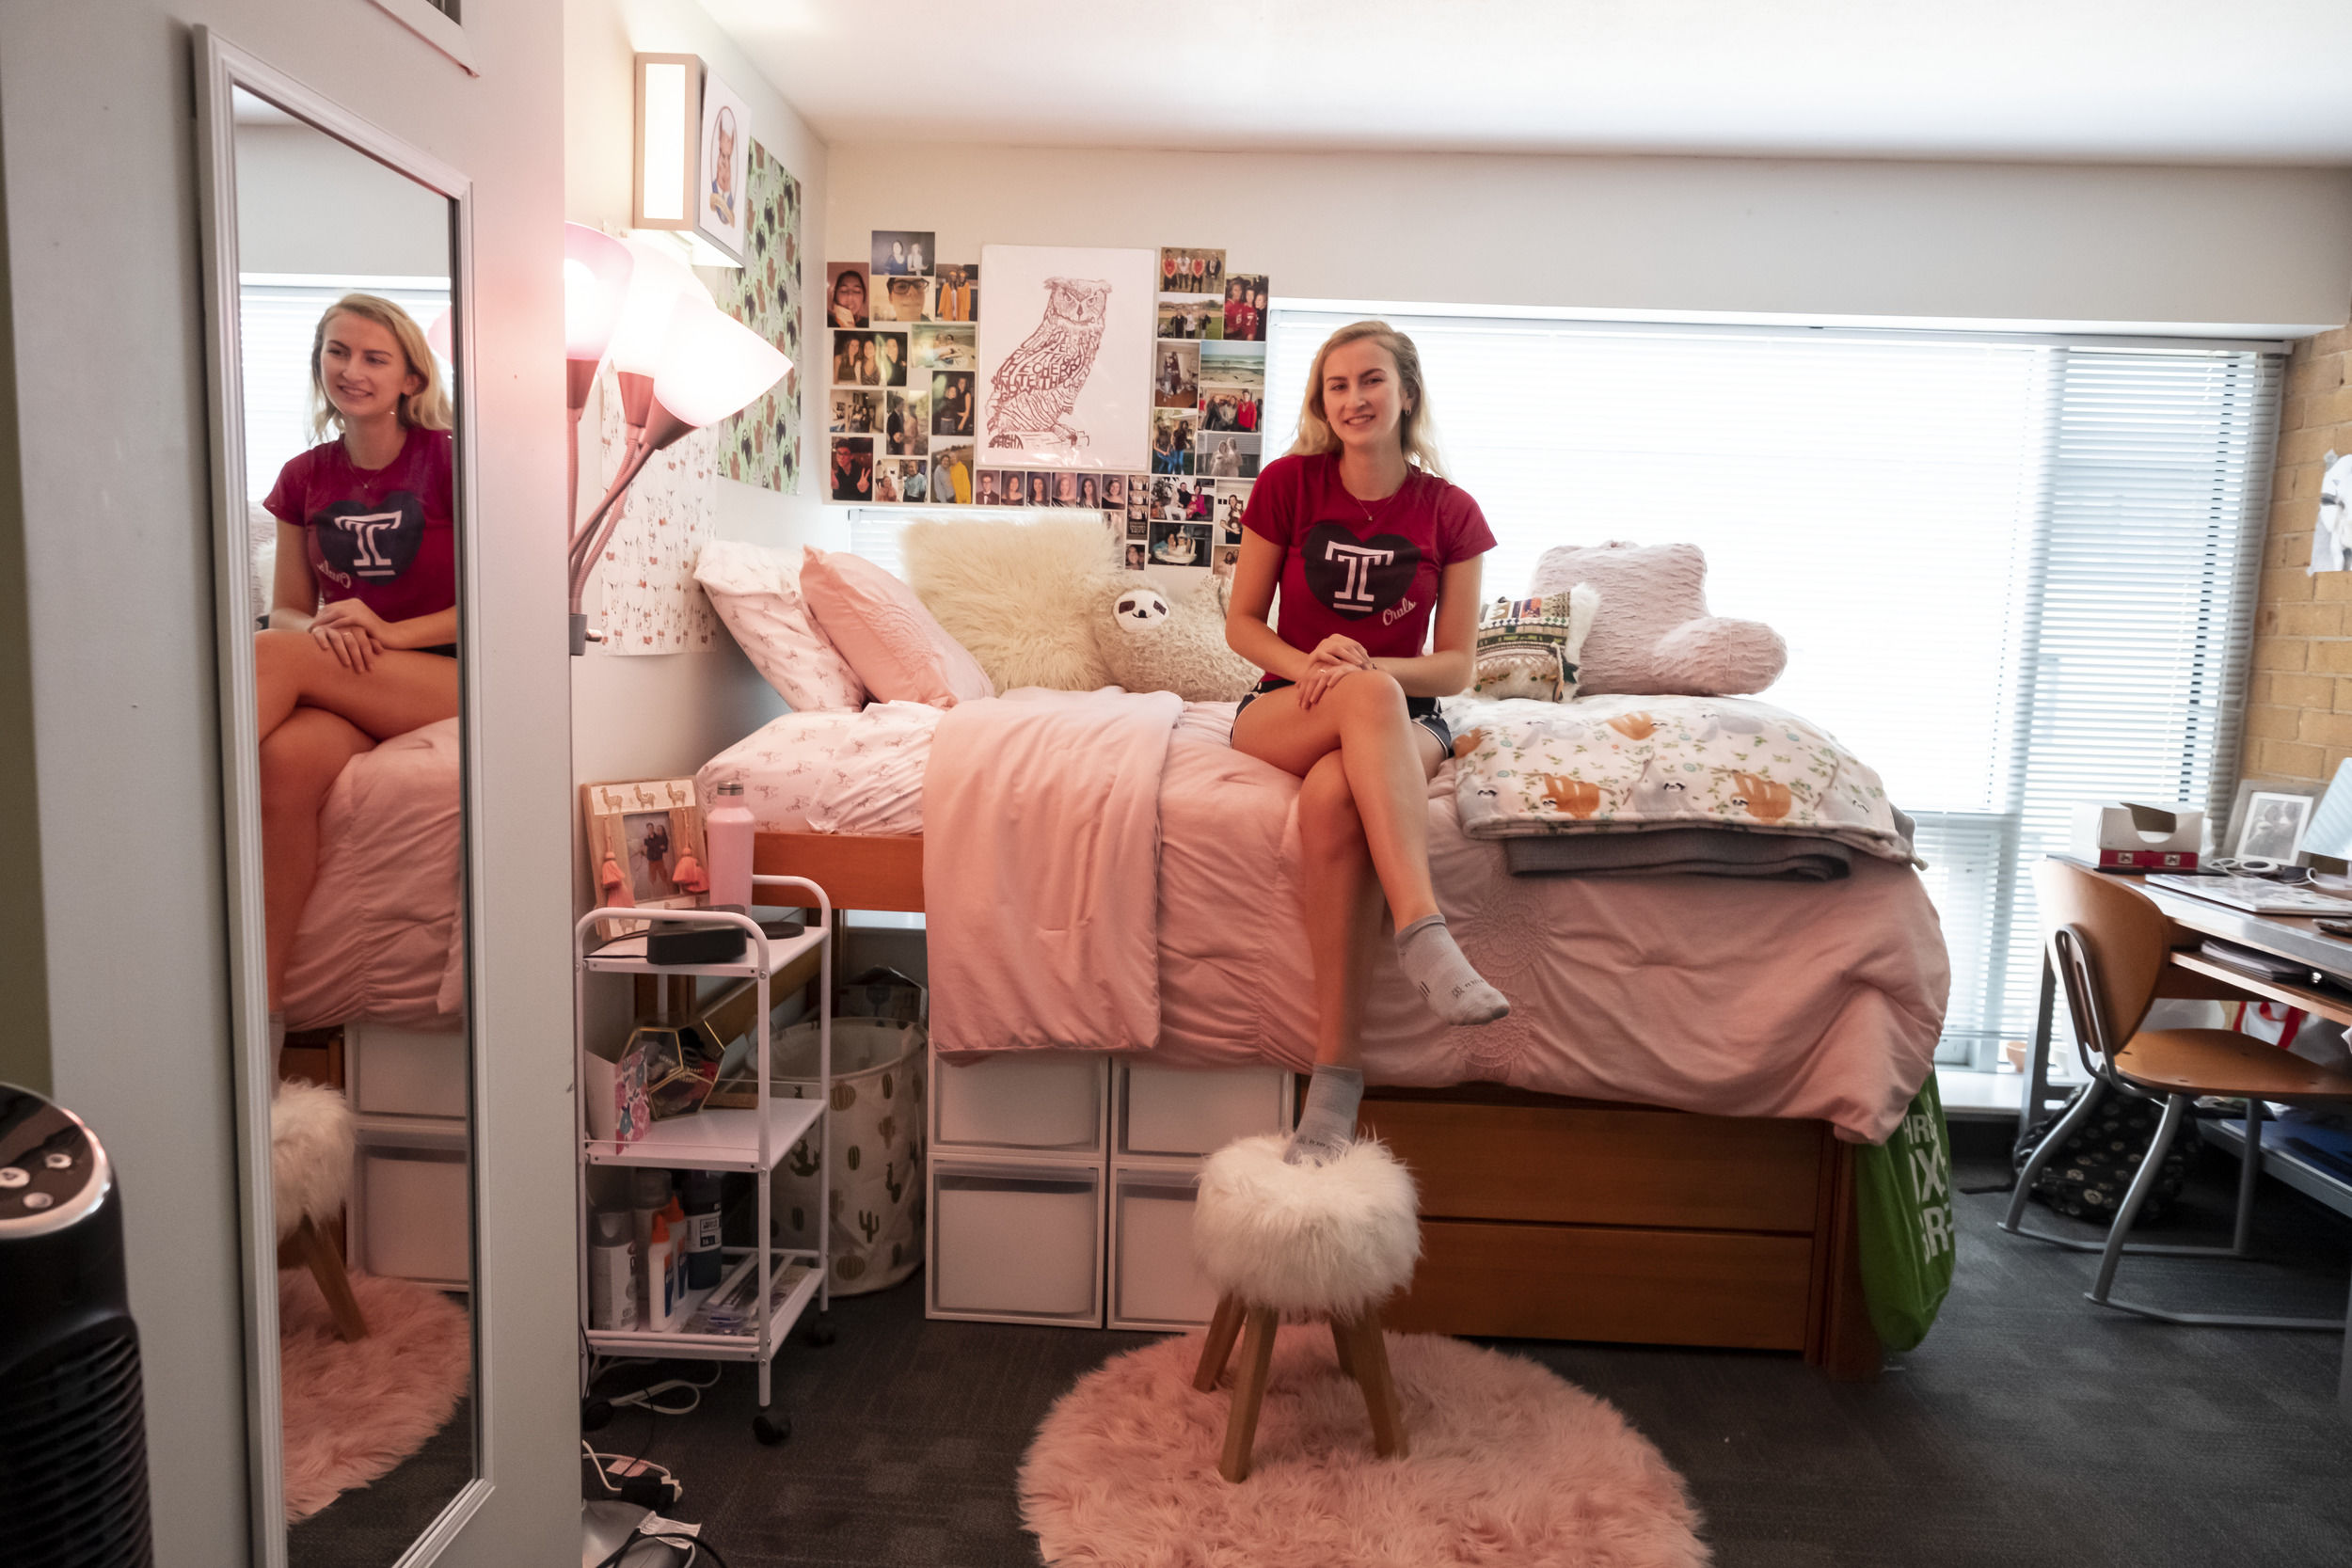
[652,295,792,432]
[563,223,635,365]
[606,235,700,381]
[424,307,453,363]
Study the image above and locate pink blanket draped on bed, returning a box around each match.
[927,699,1949,1144]
[924,688,1185,1053]
[281,718,464,1032]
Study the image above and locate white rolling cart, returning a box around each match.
[573,875,833,1446]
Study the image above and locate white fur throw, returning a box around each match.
[271,1080,356,1241]
[901,515,1121,692]
[1192,1134,1420,1319]
[1095,578,1261,703]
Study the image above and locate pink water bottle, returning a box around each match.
[707,781,754,910]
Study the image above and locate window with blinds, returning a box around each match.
[1265,309,2281,1067]
[238,276,451,505]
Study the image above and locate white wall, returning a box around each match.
[827,143,2352,334]
[0,3,576,1561]
[235,119,453,277]
[565,0,840,817]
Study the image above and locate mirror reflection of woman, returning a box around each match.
[254,294,458,1060]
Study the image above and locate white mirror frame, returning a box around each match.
[191,27,489,1567]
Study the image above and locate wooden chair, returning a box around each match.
[2005,860,2352,1327]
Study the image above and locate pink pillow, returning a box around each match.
[693,541,867,711]
[1528,541,1786,697]
[800,546,995,707]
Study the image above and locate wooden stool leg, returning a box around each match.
[1337,1312,1405,1459]
[1219,1307,1279,1483]
[295,1216,370,1343]
[1194,1294,1246,1392]
[1329,1316,1355,1377]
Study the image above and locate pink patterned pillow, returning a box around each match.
[693,541,867,711]
[801,546,995,707]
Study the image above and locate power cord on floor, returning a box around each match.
[591,1528,733,1568]
[583,1356,723,1429]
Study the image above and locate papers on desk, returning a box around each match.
[2197,938,2313,981]
[2146,873,2352,915]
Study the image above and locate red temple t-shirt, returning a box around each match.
[1242,452,1496,661]
[262,426,455,625]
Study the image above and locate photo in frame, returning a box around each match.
[582,778,709,941]
[977,244,1154,472]
[2224,779,2328,863]
[696,68,752,262]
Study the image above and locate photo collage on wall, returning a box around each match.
[827,230,982,505]
[1148,246,1265,578]
[831,231,1267,578]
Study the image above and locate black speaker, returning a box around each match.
[0,1085,152,1568]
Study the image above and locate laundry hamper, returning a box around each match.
[763,1015,927,1294]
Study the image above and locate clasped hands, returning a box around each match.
[308,599,398,673]
[1295,634,1377,708]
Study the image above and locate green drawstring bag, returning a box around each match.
[1852,1075,1956,1352]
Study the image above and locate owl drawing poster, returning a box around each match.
[977,245,1153,474]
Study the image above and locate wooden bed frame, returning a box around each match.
[755,829,1882,1380]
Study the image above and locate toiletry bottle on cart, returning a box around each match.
[681,1169,723,1290]
[707,781,753,910]
[588,1209,635,1331]
[646,1212,678,1331]
[629,1167,671,1323]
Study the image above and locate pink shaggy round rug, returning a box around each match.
[1020,1326,1708,1567]
[278,1269,471,1521]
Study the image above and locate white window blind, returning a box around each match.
[238,276,450,505]
[1267,309,2280,1066]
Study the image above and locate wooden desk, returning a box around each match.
[2019,863,2352,1411]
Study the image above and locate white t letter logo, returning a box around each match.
[1324,540,1395,605]
[335,509,404,577]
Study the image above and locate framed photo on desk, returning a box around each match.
[2222,778,2326,862]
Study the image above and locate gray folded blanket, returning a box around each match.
[1502,828,1855,880]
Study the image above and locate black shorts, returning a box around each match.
[1234,677,1453,756]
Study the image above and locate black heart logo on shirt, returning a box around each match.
[1300,523,1421,620]
[314,492,425,585]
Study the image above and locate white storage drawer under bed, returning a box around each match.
[345,1021,469,1120]
[351,1133,470,1290]
[1108,1163,1219,1331]
[927,1159,1104,1325]
[1116,1061,1291,1158]
[930,1049,1106,1154]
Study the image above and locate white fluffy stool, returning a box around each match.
[1189,1134,1420,1481]
[273,1080,368,1342]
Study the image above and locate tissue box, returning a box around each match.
[2070,801,2202,871]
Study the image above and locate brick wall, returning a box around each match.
[2242,326,2352,784]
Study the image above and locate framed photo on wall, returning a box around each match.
[696,68,751,264]
[2221,778,2328,863]
[582,778,709,942]
[977,245,1154,473]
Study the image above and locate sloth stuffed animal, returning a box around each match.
[1097,578,1261,702]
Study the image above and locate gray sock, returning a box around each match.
[1395,914,1509,1026]
[1286,1065,1364,1165]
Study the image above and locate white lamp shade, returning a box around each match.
[563,223,635,364]
[606,235,701,380]
[652,295,791,431]
[425,306,453,363]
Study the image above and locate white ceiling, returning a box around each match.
[699,0,2352,164]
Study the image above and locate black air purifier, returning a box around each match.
[0,1084,152,1568]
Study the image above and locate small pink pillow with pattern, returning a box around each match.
[692,541,866,711]
[801,546,995,707]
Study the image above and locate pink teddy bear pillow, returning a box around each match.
[1528,541,1786,697]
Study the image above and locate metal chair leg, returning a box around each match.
[2002,1081,2254,1259]
[2002,1077,2106,1235]
[2229,1098,2264,1257]
[2089,1093,2187,1305]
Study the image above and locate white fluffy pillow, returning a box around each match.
[900,515,1120,692]
[693,540,867,711]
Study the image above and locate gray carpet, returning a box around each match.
[598,1120,2352,1567]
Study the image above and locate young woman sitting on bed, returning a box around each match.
[1226,320,1508,1164]
[253,293,459,1059]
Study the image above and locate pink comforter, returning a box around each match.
[927,696,1949,1144]
[282,718,464,1032]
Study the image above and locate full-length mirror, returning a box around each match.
[202,56,480,1568]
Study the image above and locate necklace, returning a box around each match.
[1343,467,1408,530]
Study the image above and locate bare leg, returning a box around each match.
[262,706,375,1007]
[1297,752,1389,1071]
[254,628,459,745]
[1232,673,1441,927]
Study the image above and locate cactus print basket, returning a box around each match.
[764,1017,928,1295]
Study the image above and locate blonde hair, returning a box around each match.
[1287,320,1446,479]
[309,293,452,440]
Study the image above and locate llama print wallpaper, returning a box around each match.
[718,140,803,495]
[976,245,1153,474]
